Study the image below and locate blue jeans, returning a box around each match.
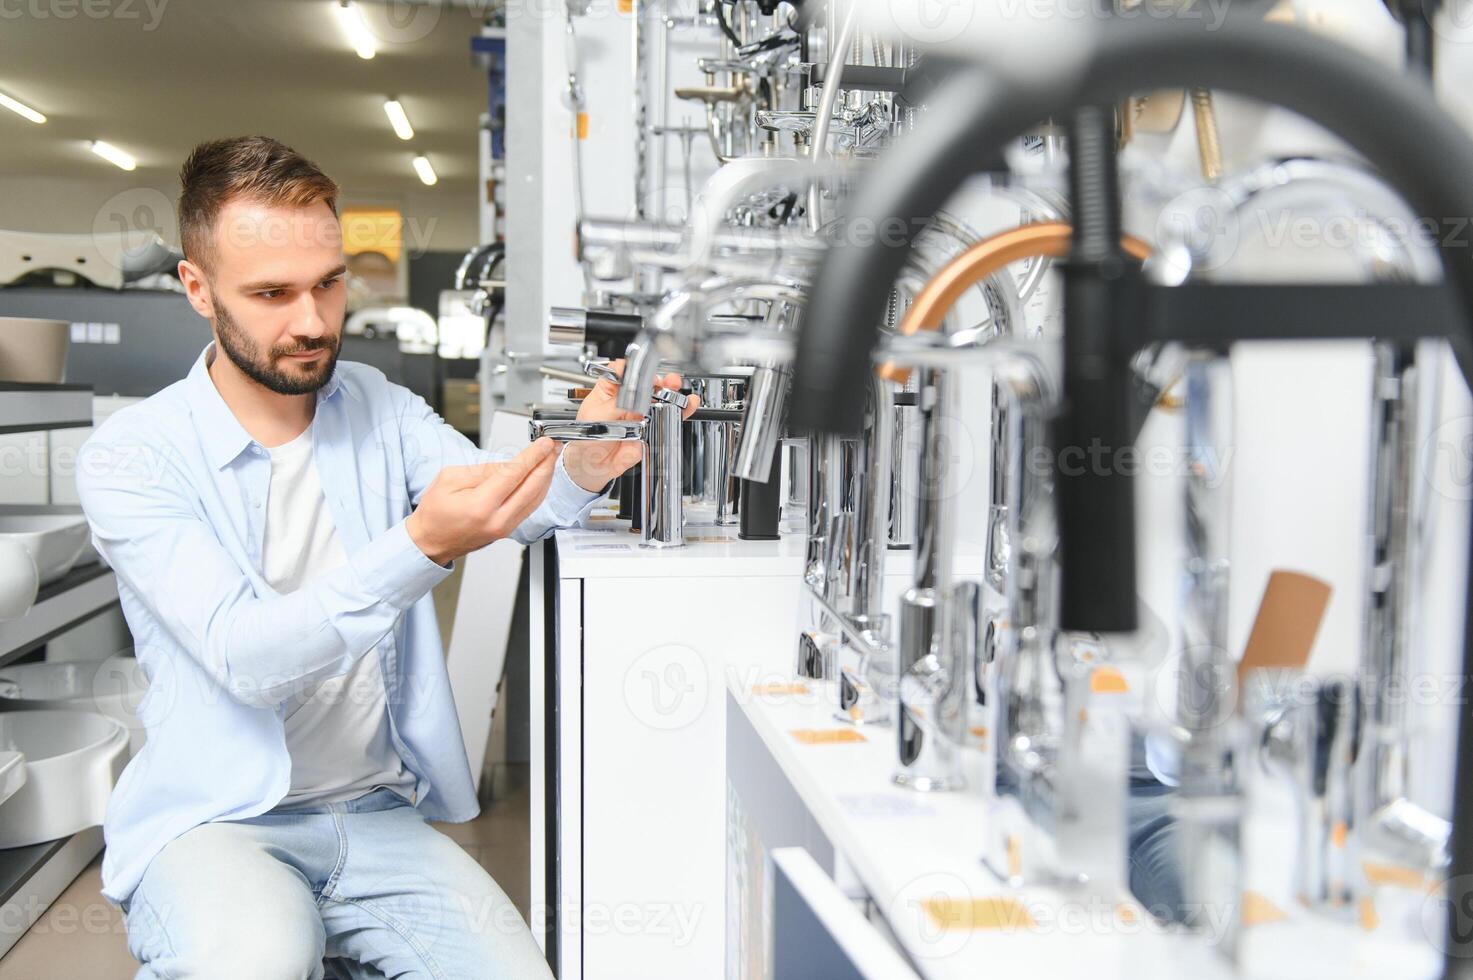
[120,787,552,980]
[1127,777,1187,925]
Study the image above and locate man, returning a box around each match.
[76,136,694,979]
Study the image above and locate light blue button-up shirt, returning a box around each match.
[76,342,601,904]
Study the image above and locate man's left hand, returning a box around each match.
[562,359,700,493]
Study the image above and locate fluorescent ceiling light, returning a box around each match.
[383,99,414,140]
[89,140,136,171]
[412,155,437,186]
[334,1,376,60]
[0,92,45,125]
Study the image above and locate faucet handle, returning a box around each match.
[528,419,646,442]
[653,387,690,410]
[583,361,623,384]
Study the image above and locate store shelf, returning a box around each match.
[0,562,118,668]
[726,680,1228,980]
[0,827,105,958]
[727,679,1441,980]
[0,383,93,435]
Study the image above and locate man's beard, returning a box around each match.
[213,297,341,396]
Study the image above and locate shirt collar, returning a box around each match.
[186,341,347,471]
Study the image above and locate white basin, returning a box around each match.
[0,512,90,584]
[0,656,148,755]
[0,750,24,808]
[0,506,99,569]
[0,710,128,849]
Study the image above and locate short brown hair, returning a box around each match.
[178,136,339,269]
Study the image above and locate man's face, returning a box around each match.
[186,199,348,395]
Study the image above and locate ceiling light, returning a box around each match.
[89,140,136,171]
[334,1,376,60]
[0,92,45,125]
[383,99,414,140]
[413,155,437,186]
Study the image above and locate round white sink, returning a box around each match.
[0,656,148,754]
[0,710,128,849]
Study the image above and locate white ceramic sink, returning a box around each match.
[0,506,99,569]
[0,750,24,808]
[0,656,148,754]
[0,511,90,585]
[0,710,128,849]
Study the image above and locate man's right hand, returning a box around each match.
[405,437,561,566]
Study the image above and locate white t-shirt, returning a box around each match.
[261,422,417,807]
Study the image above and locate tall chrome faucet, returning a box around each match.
[530,382,691,548]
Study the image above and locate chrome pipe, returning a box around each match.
[643,389,687,548]
[1172,353,1243,953]
[852,376,895,628]
[733,365,788,483]
[888,397,918,548]
[734,301,801,483]
[548,307,590,347]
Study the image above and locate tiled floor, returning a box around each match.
[0,768,534,979]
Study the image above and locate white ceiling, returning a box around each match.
[0,0,492,230]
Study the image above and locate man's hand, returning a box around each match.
[405,438,561,566]
[562,359,700,493]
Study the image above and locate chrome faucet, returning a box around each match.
[979,349,1129,889]
[892,368,967,789]
[529,386,691,548]
[1356,342,1452,881]
[1169,353,1244,954]
[1258,676,1363,915]
[795,433,856,681]
[687,376,745,525]
[832,376,898,726]
[733,300,801,484]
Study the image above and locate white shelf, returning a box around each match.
[0,827,104,958]
[0,563,118,668]
[728,680,1441,980]
[0,383,93,435]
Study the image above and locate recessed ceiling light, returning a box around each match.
[334,1,376,60]
[89,140,136,171]
[0,92,45,125]
[413,155,437,186]
[383,99,414,141]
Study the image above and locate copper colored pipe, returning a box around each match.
[878,221,1151,384]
